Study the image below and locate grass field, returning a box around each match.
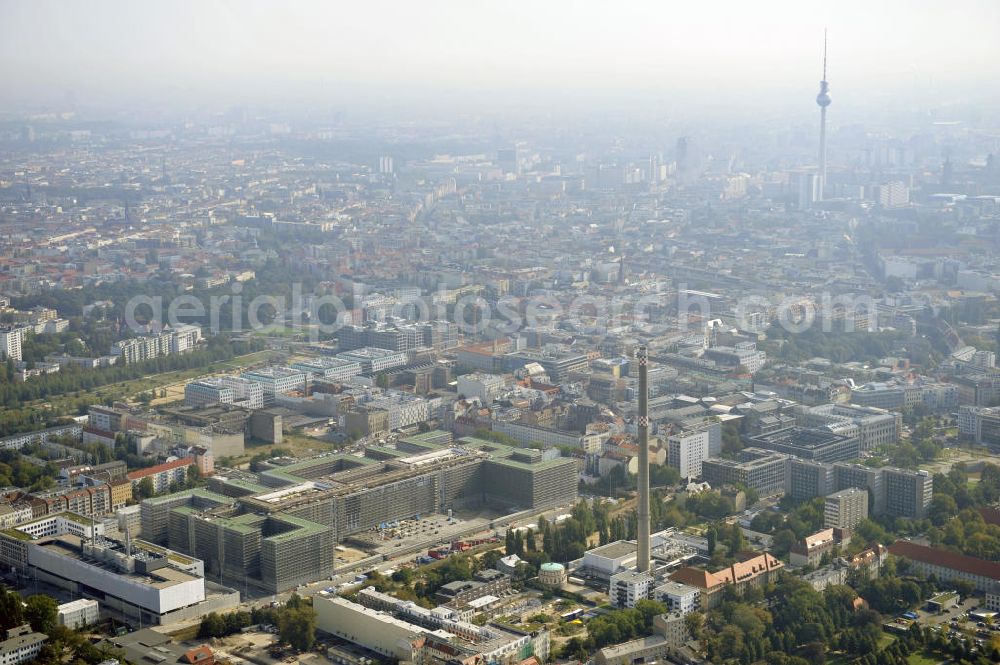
[907,650,946,665]
[26,349,279,416]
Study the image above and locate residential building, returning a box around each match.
[653,580,700,615]
[127,458,195,494]
[609,570,653,608]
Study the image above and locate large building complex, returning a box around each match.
[745,426,860,463]
[140,433,577,592]
[795,403,900,451]
[0,513,238,626]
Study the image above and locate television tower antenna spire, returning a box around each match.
[823,28,828,80]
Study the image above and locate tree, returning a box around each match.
[25,594,58,634]
[278,604,317,652]
[684,611,704,641]
[0,588,25,631]
[187,464,202,488]
[561,636,589,661]
[135,476,155,500]
[199,612,227,638]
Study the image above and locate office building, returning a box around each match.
[702,449,788,497]
[825,488,868,529]
[667,430,709,478]
[289,357,362,382]
[888,541,1000,592]
[833,463,884,514]
[745,426,860,463]
[796,403,900,451]
[787,458,834,501]
[702,342,767,374]
[335,347,408,374]
[457,373,506,405]
[883,468,932,520]
[240,367,306,405]
[141,435,576,593]
[185,376,264,410]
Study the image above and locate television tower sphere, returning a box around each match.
[816,80,832,107]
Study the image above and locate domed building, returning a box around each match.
[538,561,567,588]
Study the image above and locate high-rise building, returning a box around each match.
[667,430,709,479]
[833,463,884,514]
[824,488,869,529]
[0,327,24,362]
[883,468,932,520]
[788,458,834,501]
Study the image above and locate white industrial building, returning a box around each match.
[581,540,637,581]
[57,598,99,629]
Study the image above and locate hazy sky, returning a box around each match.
[2,0,998,113]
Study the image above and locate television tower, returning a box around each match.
[636,345,650,573]
[816,29,832,200]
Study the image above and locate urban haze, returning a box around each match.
[0,3,999,665]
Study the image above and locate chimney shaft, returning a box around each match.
[636,345,650,573]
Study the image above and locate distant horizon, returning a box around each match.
[2,0,998,120]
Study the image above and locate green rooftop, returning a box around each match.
[264,513,330,543]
